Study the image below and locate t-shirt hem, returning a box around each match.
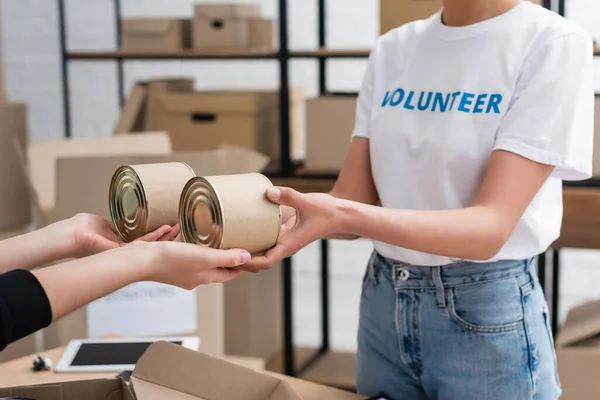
[352,128,369,139]
[493,138,592,181]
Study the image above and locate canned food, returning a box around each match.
[109,162,195,242]
[179,173,281,255]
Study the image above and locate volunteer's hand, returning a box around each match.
[243,187,340,272]
[65,213,180,258]
[147,241,251,289]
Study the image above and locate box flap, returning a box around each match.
[122,19,176,36]
[54,146,268,221]
[114,83,148,134]
[194,4,261,19]
[158,91,277,115]
[131,341,300,400]
[28,132,172,219]
[556,300,600,347]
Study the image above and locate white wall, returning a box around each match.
[3,0,600,351]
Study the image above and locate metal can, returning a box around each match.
[179,173,281,255]
[109,162,195,242]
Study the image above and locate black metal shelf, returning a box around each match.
[65,48,372,61]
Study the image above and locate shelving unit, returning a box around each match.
[56,0,366,383]
[55,0,598,387]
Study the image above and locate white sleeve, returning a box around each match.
[352,47,378,139]
[493,32,595,181]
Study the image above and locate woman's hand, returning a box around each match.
[66,213,180,258]
[243,187,342,272]
[147,242,250,289]
[35,241,251,321]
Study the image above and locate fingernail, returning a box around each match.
[240,252,251,264]
[267,187,281,200]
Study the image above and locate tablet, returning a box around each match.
[55,337,200,373]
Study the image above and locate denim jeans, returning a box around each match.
[357,251,561,400]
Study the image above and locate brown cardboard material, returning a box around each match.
[154,91,280,160]
[109,162,196,242]
[21,132,172,226]
[193,4,261,49]
[380,0,543,34]
[0,102,30,229]
[249,19,276,50]
[1,343,364,400]
[180,173,280,255]
[114,83,148,134]
[46,148,280,361]
[305,96,356,173]
[145,78,195,131]
[593,97,600,176]
[122,18,191,52]
[556,300,600,400]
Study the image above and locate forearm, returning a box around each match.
[0,221,74,274]
[336,200,507,260]
[32,244,155,321]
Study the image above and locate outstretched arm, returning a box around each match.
[0,241,250,350]
[0,214,177,274]
[245,150,554,271]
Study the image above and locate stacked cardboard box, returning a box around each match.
[121,3,276,52]
[115,79,306,166]
[380,0,544,34]
[305,95,357,173]
[193,3,276,50]
[122,19,192,52]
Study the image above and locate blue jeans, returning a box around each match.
[357,252,561,400]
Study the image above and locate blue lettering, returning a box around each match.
[473,94,488,114]
[486,94,503,114]
[432,92,450,112]
[403,91,416,110]
[417,92,433,111]
[381,91,392,107]
[390,89,405,107]
[458,92,475,113]
[449,91,461,110]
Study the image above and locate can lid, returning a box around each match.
[179,177,223,248]
[109,166,148,242]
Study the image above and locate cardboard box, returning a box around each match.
[122,18,191,52]
[380,0,543,34]
[145,78,195,131]
[0,0,5,103]
[154,91,280,159]
[305,95,356,173]
[193,3,261,49]
[0,102,30,229]
[593,96,600,176]
[114,83,148,134]
[249,18,277,50]
[556,300,600,400]
[43,146,281,361]
[1,342,364,400]
[21,132,173,225]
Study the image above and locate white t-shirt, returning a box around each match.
[353,2,595,266]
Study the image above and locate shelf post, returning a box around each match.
[114,0,125,106]
[57,0,72,138]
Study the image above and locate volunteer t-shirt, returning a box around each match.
[353,2,594,266]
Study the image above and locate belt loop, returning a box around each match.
[432,267,446,308]
[528,257,536,288]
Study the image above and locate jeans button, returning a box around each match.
[398,268,410,281]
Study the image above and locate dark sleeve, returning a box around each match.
[0,270,52,351]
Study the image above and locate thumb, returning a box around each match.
[91,236,120,253]
[266,187,303,207]
[206,248,252,268]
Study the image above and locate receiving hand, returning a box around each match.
[66,213,180,258]
[243,187,340,272]
[147,242,251,288]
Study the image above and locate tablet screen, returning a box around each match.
[70,341,183,366]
